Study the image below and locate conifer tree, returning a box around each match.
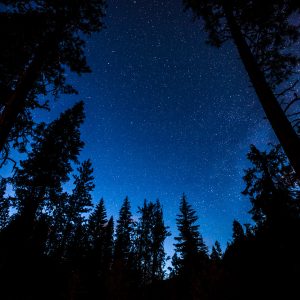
[174,194,208,274]
[232,220,245,243]
[183,0,300,177]
[88,198,108,252]
[242,145,296,227]
[211,240,222,262]
[136,199,170,283]
[11,101,85,228]
[115,196,134,263]
[151,200,170,280]
[62,159,95,258]
[0,0,106,157]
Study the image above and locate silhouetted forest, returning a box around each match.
[1,1,300,299]
[0,106,300,300]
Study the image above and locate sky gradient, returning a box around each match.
[29,0,278,255]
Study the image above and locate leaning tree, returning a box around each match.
[183,0,300,177]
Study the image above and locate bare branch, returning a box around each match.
[287,111,300,118]
[276,80,299,97]
[284,93,300,113]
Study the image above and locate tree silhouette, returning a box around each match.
[0,103,86,300]
[232,220,245,243]
[242,144,297,227]
[183,0,300,177]
[211,240,222,262]
[0,0,106,160]
[62,159,95,259]
[88,198,108,253]
[115,196,134,263]
[136,199,170,283]
[10,102,85,228]
[174,194,208,275]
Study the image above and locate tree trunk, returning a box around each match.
[0,27,61,153]
[223,2,300,178]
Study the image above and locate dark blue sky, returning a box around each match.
[34,0,276,254]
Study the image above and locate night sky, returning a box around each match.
[31,0,277,255]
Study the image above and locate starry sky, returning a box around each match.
[34,0,277,255]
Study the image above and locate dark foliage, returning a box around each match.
[0,0,106,164]
[183,0,300,177]
[0,1,300,299]
[0,134,300,299]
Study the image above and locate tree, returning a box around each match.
[88,198,108,252]
[0,0,106,158]
[211,240,222,262]
[62,159,95,258]
[183,0,300,177]
[151,200,170,281]
[11,101,85,228]
[232,220,245,243]
[242,144,297,227]
[87,197,111,285]
[174,194,208,273]
[0,101,86,299]
[136,199,170,283]
[114,196,134,263]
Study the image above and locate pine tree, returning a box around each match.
[232,220,245,243]
[174,194,208,274]
[151,200,170,281]
[242,145,296,227]
[183,0,300,177]
[63,159,95,258]
[0,0,106,157]
[0,103,86,299]
[115,196,134,263]
[211,240,222,262]
[136,199,170,283]
[11,101,85,229]
[136,200,153,282]
[88,198,108,252]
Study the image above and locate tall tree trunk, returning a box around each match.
[0,27,61,153]
[223,2,300,178]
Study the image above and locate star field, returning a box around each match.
[34,0,277,255]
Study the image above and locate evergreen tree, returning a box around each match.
[169,252,181,278]
[174,194,208,274]
[136,200,153,282]
[11,101,85,229]
[63,159,95,258]
[136,199,170,283]
[115,196,134,263]
[88,198,108,252]
[0,0,106,157]
[232,220,245,243]
[0,103,85,299]
[151,200,170,281]
[183,0,300,177]
[242,144,297,227]
[211,240,222,262]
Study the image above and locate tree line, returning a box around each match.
[1,0,300,299]
[0,102,299,299]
